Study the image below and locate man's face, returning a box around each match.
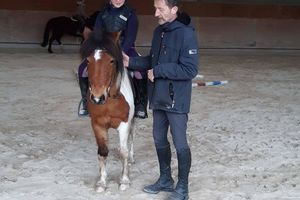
[154,0,177,25]
[110,0,125,8]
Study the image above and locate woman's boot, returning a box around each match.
[133,78,148,119]
[78,77,89,117]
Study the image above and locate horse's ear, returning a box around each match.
[111,32,121,44]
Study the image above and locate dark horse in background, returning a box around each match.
[41,16,85,53]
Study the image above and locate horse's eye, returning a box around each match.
[110,60,115,64]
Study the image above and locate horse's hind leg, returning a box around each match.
[56,38,62,45]
[48,36,55,53]
[93,125,109,193]
[118,122,131,191]
[55,32,63,45]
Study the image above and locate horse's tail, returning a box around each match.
[41,19,52,47]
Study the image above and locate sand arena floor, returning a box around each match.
[0,49,300,200]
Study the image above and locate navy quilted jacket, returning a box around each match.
[129,13,199,113]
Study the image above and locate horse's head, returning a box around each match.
[86,49,118,104]
[81,30,124,105]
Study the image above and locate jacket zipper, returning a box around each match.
[154,31,175,109]
[150,31,165,105]
[157,31,164,62]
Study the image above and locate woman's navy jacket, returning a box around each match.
[129,15,199,113]
[94,3,138,56]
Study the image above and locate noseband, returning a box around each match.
[89,84,112,105]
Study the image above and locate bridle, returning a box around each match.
[88,49,119,105]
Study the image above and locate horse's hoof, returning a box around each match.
[129,158,135,165]
[96,185,106,193]
[95,180,107,193]
[119,183,130,191]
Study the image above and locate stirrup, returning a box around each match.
[134,103,148,119]
[78,99,88,117]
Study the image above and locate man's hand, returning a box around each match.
[122,52,129,67]
[83,27,92,40]
[148,69,154,82]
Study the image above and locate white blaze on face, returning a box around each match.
[94,49,103,61]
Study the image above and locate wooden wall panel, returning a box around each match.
[0,0,299,19]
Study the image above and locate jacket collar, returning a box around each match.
[160,12,191,32]
[161,20,182,32]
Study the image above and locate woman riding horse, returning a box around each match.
[77,0,148,119]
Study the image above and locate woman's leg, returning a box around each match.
[78,59,89,116]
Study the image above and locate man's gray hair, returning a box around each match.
[165,0,180,8]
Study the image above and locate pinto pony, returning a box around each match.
[80,30,135,192]
[41,16,85,53]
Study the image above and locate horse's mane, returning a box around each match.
[80,29,124,77]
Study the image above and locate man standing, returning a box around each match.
[123,0,199,199]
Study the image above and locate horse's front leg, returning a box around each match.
[128,119,135,164]
[92,124,109,193]
[96,154,107,193]
[117,122,131,191]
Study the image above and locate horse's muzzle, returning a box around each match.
[91,94,106,105]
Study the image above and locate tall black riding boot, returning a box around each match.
[167,148,191,200]
[134,78,148,119]
[143,145,174,194]
[78,77,89,117]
